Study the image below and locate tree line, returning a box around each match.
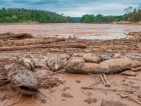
[81,6,141,23]
[80,14,125,23]
[1,7,141,23]
[0,8,72,23]
[124,6,141,22]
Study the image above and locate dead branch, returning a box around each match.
[129,95,141,105]
[81,87,141,93]
[100,75,107,86]
[102,74,110,86]
[1,37,66,46]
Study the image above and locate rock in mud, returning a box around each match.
[46,54,70,71]
[101,100,127,106]
[7,57,38,95]
[82,53,101,63]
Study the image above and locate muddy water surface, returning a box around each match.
[0,23,141,39]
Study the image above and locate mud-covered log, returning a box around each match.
[0,43,86,51]
[65,62,99,74]
[65,57,141,74]
[65,57,98,74]
[97,58,141,74]
[0,32,33,39]
[5,38,66,46]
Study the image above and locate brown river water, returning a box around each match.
[0,23,141,39]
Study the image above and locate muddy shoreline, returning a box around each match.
[0,24,141,106]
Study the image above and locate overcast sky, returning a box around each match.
[0,0,141,17]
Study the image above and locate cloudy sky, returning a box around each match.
[0,0,141,17]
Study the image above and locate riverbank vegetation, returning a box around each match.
[0,7,141,23]
[81,7,141,23]
[0,8,72,23]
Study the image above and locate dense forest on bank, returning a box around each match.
[0,8,72,23]
[81,7,141,23]
[80,14,125,23]
[0,7,141,23]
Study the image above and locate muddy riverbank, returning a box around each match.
[0,24,141,106]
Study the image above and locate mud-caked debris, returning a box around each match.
[82,53,101,63]
[101,100,127,106]
[0,32,33,39]
[7,57,38,95]
[84,97,97,104]
[46,54,71,71]
[97,58,141,74]
[62,93,73,98]
[121,70,136,76]
[65,62,98,74]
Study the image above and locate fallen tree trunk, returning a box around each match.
[0,32,33,39]
[0,43,86,51]
[0,38,66,46]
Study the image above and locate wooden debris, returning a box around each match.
[131,66,141,72]
[125,31,141,41]
[7,57,38,95]
[100,75,107,86]
[129,95,141,105]
[46,54,70,71]
[84,97,97,104]
[100,74,110,87]
[65,62,98,74]
[0,32,33,39]
[4,38,66,46]
[101,100,127,106]
[97,58,141,74]
[121,70,136,76]
[81,86,141,93]
[62,93,73,98]
[0,43,86,51]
